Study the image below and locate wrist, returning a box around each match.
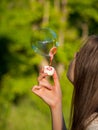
[50,95,62,110]
[50,101,62,112]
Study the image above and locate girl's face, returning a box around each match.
[67,53,77,84]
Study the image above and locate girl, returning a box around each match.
[32,35,98,130]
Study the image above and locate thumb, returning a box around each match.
[53,70,60,87]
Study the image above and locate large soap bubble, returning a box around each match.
[31,28,59,55]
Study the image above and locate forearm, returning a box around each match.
[50,104,67,130]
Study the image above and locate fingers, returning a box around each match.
[39,67,60,88]
[32,85,44,98]
[32,85,51,97]
[38,73,48,81]
[32,85,41,91]
[37,68,52,90]
[32,85,42,97]
[39,79,52,90]
[53,70,60,87]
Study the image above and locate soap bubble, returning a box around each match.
[31,28,59,58]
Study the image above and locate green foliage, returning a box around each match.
[0,0,98,130]
[68,0,98,35]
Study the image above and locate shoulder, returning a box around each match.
[86,121,98,130]
[85,112,98,130]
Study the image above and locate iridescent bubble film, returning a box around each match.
[31,28,59,57]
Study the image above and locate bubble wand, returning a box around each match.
[31,28,59,76]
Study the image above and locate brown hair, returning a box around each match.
[70,35,98,130]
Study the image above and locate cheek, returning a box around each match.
[67,59,75,84]
[67,61,73,79]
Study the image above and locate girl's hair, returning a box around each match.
[70,35,98,130]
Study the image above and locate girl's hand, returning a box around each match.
[32,68,62,109]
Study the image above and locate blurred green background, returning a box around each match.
[0,0,98,130]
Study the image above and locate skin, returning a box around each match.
[67,53,77,84]
[32,53,77,130]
